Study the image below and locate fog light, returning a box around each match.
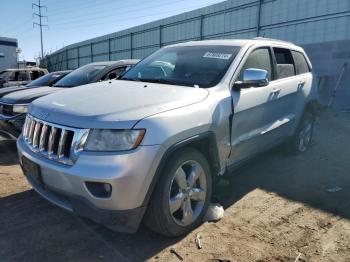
[103,183,112,194]
[85,182,112,198]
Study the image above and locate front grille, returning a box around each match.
[23,115,89,165]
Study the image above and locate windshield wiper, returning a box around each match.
[120,77,138,82]
[53,85,73,88]
[139,78,177,85]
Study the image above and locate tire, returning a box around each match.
[144,147,212,237]
[287,111,315,154]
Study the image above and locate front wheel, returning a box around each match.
[144,148,212,237]
[287,112,315,154]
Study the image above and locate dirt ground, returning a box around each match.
[0,112,350,262]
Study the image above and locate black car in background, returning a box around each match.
[0,60,138,138]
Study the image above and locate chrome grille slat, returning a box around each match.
[57,130,68,159]
[23,117,30,138]
[32,122,42,148]
[48,127,57,157]
[22,115,89,166]
[28,119,36,145]
[39,124,48,152]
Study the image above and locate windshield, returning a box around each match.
[53,64,106,87]
[0,71,15,81]
[121,45,240,88]
[26,72,68,87]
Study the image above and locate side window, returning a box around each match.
[237,48,272,81]
[292,51,310,75]
[7,72,16,81]
[17,71,29,81]
[31,71,40,80]
[102,67,126,81]
[273,48,296,79]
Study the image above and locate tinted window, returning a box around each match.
[53,64,106,87]
[30,70,44,80]
[237,48,273,81]
[122,45,240,88]
[17,71,29,81]
[292,51,310,74]
[0,71,15,81]
[273,48,295,79]
[26,72,68,87]
[102,67,127,81]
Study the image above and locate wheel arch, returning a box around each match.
[142,131,220,207]
[304,99,321,117]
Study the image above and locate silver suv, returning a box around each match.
[17,39,318,237]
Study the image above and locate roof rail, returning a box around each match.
[253,37,295,45]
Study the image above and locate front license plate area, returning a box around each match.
[21,156,43,185]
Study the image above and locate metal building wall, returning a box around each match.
[0,37,18,71]
[41,0,350,71]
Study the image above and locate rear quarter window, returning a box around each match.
[292,51,311,75]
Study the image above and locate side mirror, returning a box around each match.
[234,68,269,89]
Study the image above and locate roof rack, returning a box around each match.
[252,37,295,45]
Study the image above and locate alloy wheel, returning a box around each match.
[168,160,207,226]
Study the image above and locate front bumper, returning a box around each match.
[17,136,164,232]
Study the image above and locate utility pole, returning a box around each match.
[32,0,48,59]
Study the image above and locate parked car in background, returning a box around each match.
[0,67,48,88]
[17,39,318,236]
[0,70,72,99]
[0,60,138,137]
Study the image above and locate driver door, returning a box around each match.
[229,47,281,165]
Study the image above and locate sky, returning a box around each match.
[0,0,225,61]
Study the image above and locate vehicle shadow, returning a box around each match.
[0,190,182,262]
[0,139,19,166]
[0,113,349,261]
[216,113,350,221]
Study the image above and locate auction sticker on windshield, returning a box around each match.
[203,52,232,60]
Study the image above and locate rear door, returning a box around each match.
[291,50,313,124]
[270,47,304,138]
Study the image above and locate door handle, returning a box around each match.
[271,88,281,94]
[298,81,306,90]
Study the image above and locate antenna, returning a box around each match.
[32,0,48,59]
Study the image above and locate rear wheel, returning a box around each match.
[145,148,212,237]
[287,111,315,154]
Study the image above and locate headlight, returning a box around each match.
[84,129,145,151]
[12,104,28,114]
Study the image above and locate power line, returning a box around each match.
[50,1,215,31]
[0,17,33,36]
[49,0,216,29]
[49,0,188,27]
[32,0,48,58]
[48,0,117,15]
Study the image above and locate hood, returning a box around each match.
[2,86,62,104]
[30,80,209,129]
[0,85,32,98]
